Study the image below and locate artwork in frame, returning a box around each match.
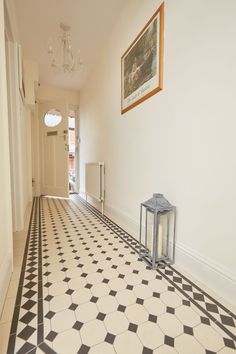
[121,3,164,114]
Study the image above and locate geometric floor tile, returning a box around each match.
[6,195,236,353]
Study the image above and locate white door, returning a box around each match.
[39,102,69,197]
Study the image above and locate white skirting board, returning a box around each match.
[0,254,12,317]
[104,202,236,307]
[175,242,236,306]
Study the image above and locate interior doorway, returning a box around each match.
[68,106,79,193]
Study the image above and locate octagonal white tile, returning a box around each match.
[50,294,72,312]
[91,283,110,297]
[51,309,76,333]
[48,281,68,296]
[114,331,143,354]
[160,291,183,308]
[175,333,205,354]
[104,311,129,335]
[80,319,106,346]
[109,278,127,291]
[133,284,152,299]
[137,321,164,349]
[125,303,149,324]
[175,305,201,327]
[72,288,92,305]
[53,329,81,353]
[116,289,136,306]
[194,323,225,352]
[97,295,118,314]
[75,302,98,323]
[157,313,183,338]
[144,298,166,316]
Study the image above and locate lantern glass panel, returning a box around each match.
[146,209,154,255]
[146,210,170,261]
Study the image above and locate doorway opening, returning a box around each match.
[68,106,79,194]
[68,116,76,193]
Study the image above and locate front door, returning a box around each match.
[39,102,69,197]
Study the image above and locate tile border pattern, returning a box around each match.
[72,194,236,343]
[7,195,236,354]
[7,197,57,354]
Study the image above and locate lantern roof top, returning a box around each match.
[142,193,174,213]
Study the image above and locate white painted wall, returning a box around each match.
[79,0,236,304]
[6,41,33,232]
[0,0,13,315]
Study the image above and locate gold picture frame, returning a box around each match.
[121,3,164,114]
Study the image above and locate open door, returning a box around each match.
[39,101,69,197]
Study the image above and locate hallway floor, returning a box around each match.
[1,196,236,354]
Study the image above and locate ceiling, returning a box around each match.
[12,0,126,90]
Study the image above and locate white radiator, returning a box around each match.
[85,162,105,213]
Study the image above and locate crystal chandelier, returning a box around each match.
[47,23,83,74]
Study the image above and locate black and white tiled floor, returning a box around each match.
[4,196,236,353]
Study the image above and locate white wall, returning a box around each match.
[79,0,236,304]
[6,41,33,232]
[0,0,13,314]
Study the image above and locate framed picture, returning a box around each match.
[121,3,164,114]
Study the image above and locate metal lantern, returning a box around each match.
[139,193,176,269]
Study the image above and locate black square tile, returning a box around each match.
[45,311,55,319]
[63,277,71,282]
[18,325,36,341]
[126,285,133,290]
[148,314,157,323]
[173,276,182,284]
[97,312,106,321]
[85,283,93,289]
[81,273,88,278]
[153,292,160,298]
[183,325,193,335]
[23,290,37,298]
[182,299,191,306]
[220,315,235,327]
[128,323,138,333]
[136,298,144,305]
[118,274,125,279]
[117,305,126,312]
[200,316,210,325]
[73,321,83,331]
[167,286,175,292]
[66,289,74,295]
[109,290,117,296]
[103,278,109,284]
[223,338,236,349]
[19,311,36,324]
[166,306,175,314]
[61,267,68,272]
[69,303,78,311]
[142,280,149,285]
[206,303,219,314]
[78,344,90,354]
[22,299,36,310]
[164,335,174,347]
[44,282,52,288]
[182,284,193,292]
[193,292,205,302]
[105,333,115,344]
[90,296,98,303]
